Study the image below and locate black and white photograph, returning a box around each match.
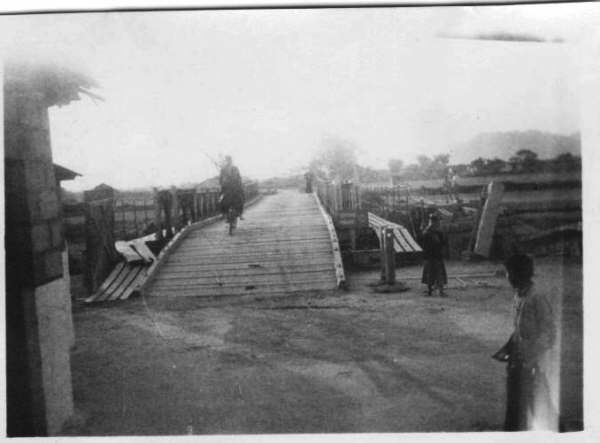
[2,0,597,438]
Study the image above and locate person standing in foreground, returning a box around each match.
[501,253,557,431]
[219,155,245,220]
[421,212,448,297]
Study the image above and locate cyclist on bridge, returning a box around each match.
[219,155,245,220]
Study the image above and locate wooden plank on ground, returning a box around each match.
[85,262,126,303]
[105,265,145,301]
[115,241,145,263]
[95,263,135,302]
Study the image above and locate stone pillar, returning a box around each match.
[4,83,74,435]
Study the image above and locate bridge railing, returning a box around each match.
[153,181,258,241]
[63,181,260,294]
[315,178,361,217]
[359,185,410,214]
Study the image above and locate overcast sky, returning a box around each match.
[2,3,598,190]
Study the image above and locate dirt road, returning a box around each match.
[65,258,582,435]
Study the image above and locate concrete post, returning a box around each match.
[474,181,505,258]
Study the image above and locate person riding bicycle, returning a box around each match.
[219,155,245,220]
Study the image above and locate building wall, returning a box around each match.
[5,78,75,435]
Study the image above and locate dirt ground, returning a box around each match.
[64,257,582,435]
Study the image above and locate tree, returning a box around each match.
[309,137,358,181]
[357,165,390,184]
[432,154,450,178]
[470,157,486,175]
[552,152,580,172]
[509,149,539,172]
[416,155,432,170]
[485,158,507,175]
[388,159,404,174]
[433,154,450,168]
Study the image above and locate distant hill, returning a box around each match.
[453,130,580,163]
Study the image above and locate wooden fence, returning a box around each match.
[315,179,360,215]
[63,181,260,294]
[115,182,259,241]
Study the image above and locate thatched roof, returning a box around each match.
[53,163,81,182]
[4,61,101,107]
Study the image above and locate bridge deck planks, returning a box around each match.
[146,189,340,298]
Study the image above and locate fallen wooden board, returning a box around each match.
[115,241,145,263]
[368,212,422,253]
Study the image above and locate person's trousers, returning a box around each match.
[505,363,556,431]
[505,364,531,431]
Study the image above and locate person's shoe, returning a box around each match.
[439,291,448,298]
[239,215,244,220]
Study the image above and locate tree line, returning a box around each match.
[389,149,581,181]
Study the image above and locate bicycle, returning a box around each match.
[226,206,239,235]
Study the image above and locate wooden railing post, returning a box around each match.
[83,185,118,294]
[198,192,205,219]
[209,190,215,216]
[191,191,198,223]
[380,227,386,282]
[218,188,222,214]
[170,186,179,232]
[380,226,396,284]
[132,198,138,237]
[153,187,163,241]
[193,192,200,221]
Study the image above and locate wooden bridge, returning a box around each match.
[144,190,344,298]
[83,178,428,303]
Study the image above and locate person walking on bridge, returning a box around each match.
[304,170,314,193]
[219,155,245,220]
